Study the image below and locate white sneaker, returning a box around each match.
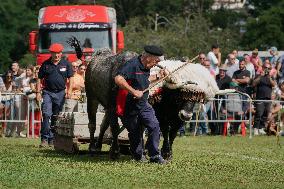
[254,128,259,136]
[259,128,266,135]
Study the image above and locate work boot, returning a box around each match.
[149,155,168,164]
[39,140,48,148]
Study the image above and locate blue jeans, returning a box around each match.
[41,90,65,141]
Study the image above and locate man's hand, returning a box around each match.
[159,68,170,78]
[132,90,143,99]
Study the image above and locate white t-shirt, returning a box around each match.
[245,62,255,79]
[207,51,219,74]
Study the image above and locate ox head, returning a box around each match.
[150,60,220,122]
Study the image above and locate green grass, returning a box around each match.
[0,136,284,189]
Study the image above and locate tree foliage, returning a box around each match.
[241,1,284,50]
[0,0,283,73]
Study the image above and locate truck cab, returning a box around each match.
[29,5,124,65]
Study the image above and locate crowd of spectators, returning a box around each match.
[0,59,86,137]
[181,45,284,137]
[1,45,284,138]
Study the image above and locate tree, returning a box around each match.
[123,15,240,59]
[241,2,284,50]
[0,0,37,73]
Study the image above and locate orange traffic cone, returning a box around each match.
[241,122,246,136]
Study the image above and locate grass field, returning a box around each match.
[0,136,284,189]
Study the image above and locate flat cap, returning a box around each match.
[219,64,228,71]
[49,43,64,53]
[144,45,164,56]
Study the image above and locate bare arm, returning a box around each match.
[269,77,277,87]
[232,77,250,84]
[115,75,143,99]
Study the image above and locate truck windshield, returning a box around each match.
[38,29,112,53]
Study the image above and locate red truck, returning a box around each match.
[29,5,124,65]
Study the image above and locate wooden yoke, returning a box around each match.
[143,55,199,93]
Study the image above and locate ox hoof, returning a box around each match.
[109,148,120,160]
[161,148,172,161]
[89,142,102,155]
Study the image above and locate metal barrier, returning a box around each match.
[0,92,41,138]
[185,93,284,138]
[1,91,283,139]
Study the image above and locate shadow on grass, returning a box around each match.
[37,148,132,163]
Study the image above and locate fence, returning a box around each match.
[0,92,41,138]
[183,93,283,138]
[0,92,283,139]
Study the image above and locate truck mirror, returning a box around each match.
[117,30,124,53]
[29,31,37,53]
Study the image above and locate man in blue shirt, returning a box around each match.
[115,45,168,164]
[38,43,73,147]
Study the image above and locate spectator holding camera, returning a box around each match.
[252,63,277,135]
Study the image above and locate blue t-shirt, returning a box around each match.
[38,58,73,92]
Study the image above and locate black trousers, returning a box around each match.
[254,101,271,129]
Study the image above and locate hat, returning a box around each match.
[219,64,228,71]
[252,48,258,54]
[269,46,277,52]
[144,45,164,56]
[49,43,64,53]
[229,82,239,87]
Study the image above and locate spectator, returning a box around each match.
[268,92,281,123]
[250,49,262,75]
[9,62,23,79]
[232,60,251,94]
[275,81,284,104]
[78,64,86,78]
[65,61,85,112]
[277,55,284,82]
[252,63,276,135]
[203,59,216,78]
[244,54,255,79]
[216,64,232,90]
[225,53,239,78]
[225,50,240,65]
[269,46,280,68]
[20,65,34,94]
[28,66,41,138]
[263,59,277,80]
[0,76,5,91]
[207,44,221,75]
[3,71,14,92]
[198,53,206,65]
[221,82,244,135]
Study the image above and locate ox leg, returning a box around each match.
[160,121,171,160]
[109,108,120,160]
[87,99,99,154]
[95,113,110,153]
[168,122,182,159]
